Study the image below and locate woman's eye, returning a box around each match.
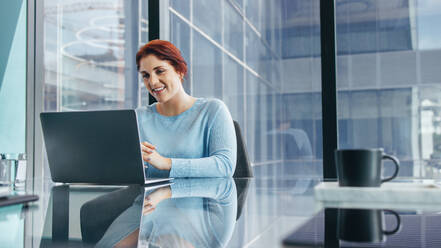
[156,69,164,74]
[142,74,149,79]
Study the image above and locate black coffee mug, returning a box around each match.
[335,148,400,187]
[338,208,401,243]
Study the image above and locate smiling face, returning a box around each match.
[139,54,184,103]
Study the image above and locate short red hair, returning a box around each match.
[136,40,188,79]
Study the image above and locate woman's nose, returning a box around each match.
[149,73,159,86]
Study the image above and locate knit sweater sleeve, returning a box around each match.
[169,100,237,177]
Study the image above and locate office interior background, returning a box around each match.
[1,0,441,184]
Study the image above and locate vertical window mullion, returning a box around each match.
[320,0,338,179]
[148,0,160,105]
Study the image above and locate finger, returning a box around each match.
[140,144,155,153]
[141,146,154,154]
[141,142,156,150]
[140,142,154,150]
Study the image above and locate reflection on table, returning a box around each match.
[33,178,251,247]
[283,207,441,247]
[98,178,241,248]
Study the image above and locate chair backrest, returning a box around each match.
[233,120,253,178]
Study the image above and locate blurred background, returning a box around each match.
[2,0,441,181]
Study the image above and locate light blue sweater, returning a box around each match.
[136,98,237,178]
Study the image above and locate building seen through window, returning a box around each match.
[40,0,441,179]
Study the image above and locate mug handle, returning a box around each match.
[382,209,401,235]
[381,154,400,183]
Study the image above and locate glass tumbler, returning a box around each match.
[0,154,19,188]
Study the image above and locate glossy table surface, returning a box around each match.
[2,175,441,247]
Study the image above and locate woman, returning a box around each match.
[136,40,236,178]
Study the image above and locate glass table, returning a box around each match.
[1,176,440,247]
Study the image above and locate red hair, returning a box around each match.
[136,40,188,79]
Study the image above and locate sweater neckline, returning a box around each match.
[151,98,202,118]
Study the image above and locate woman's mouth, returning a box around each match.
[152,86,165,96]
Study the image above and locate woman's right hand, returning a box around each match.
[143,186,172,215]
[141,141,156,168]
[141,141,172,170]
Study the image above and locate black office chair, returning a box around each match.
[233,120,253,178]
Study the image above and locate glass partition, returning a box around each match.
[36,0,324,180]
[0,0,27,154]
[167,0,323,178]
[0,1,26,245]
[38,0,149,179]
[336,0,441,179]
[42,0,148,112]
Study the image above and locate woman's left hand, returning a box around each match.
[141,141,172,170]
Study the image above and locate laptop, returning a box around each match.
[40,110,171,185]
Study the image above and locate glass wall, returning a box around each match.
[336,0,441,179]
[167,0,323,179]
[37,0,323,179]
[0,0,26,154]
[0,1,26,246]
[34,1,441,180]
[167,3,322,245]
[39,0,149,178]
[42,0,148,112]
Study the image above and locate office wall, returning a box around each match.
[33,0,324,180]
[335,1,441,178]
[166,0,441,179]
[40,0,147,112]
[33,0,441,180]
[277,0,441,179]
[0,0,26,154]
[35,0,149,180]
[168,0,286,165]
[167,0,323,177]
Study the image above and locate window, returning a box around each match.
[167,0,323,178]
[0,0,26,154]
[336,0,441,179]
[37,0,148,179]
